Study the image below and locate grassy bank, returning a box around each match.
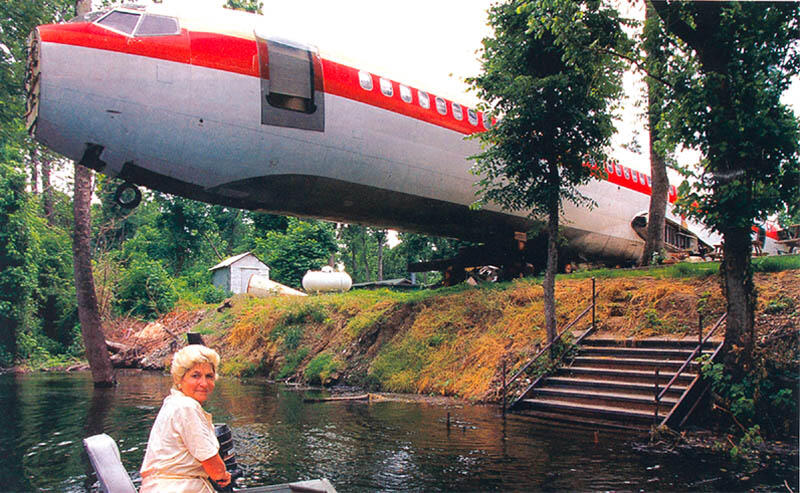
[188,265,799,403]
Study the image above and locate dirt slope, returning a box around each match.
[104,269,799,403]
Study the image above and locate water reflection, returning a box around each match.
[0,371,795,492]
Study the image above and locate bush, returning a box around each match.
[116,256,177,319]
[304,352,340,385]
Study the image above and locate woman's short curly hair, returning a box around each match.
[171,344,220,388]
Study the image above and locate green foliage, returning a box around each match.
[468,0,630,216]
[304,352,339,385]
[224,0,263,15]
[277,347,309,379]
[654,3,800,235]
[116,256,177,319]
[0,163,35,359]
[173,267,230,305]
[764,295,794,315]
[221,355,261,378]
[254,217,336,288]
[702,353,798,438]
[752,254,800,273]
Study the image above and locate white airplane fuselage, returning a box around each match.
[27,4,729,264]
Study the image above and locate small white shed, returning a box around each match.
[209,252,270,294]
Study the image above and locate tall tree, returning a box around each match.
[640,1,670,266]
[72,0,113,386]
[470,0,628,344]
[650,1,800,377]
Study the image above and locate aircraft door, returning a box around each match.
[255,33,325,132]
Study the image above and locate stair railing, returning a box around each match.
[653,312,727,426]
[505,278,597,411]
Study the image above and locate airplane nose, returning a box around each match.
[25,27,41,136]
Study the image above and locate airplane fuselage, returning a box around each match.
[27,4,735,264]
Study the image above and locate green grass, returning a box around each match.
[752,254,800,272]
[564,254,799,281]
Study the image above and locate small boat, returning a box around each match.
[83,431,337,493]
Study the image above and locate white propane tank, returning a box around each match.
[302,266,352,293]
[247,274,307,297]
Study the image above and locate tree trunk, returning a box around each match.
[73,162,114,387]
[543,169,559,346]
[29,147,39,195]
[41,154,54,225]
[641,1,668,266]
[642,126,668,265]
[360,228,370,282]
[720,226,756,381]
[71,0,112,387]
[376,230,386,281]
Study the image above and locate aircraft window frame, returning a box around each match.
[467,108,478,126]
[399,85,412,103]
[358,71,373,91]
[482,113,493,129]
[435,96,447,115]
[632,171,639,184]
[452,103,463,121]
[615,164,623,177]
[623,167,630,180]
[96,10,142,36]
[379,78,393,97]
[134,14,180,37]
[418,90,430,109]
[645,175,651,187]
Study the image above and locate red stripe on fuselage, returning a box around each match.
[39,20,666,199]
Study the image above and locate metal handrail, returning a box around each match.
[505,303,592,389]
[656,312,727,403]
[504,278,597,410]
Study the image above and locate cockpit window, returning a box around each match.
[97,11,141,35]
[135,14,180,36]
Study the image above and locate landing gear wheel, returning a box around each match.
[114,182,141,209]
[477,265,500,282]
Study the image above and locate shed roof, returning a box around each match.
[208,252,267,271]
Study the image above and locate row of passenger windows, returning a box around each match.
[605,161,651,187]
[359,70,491,129]
[95,9,180,37]
[603,161,677,196]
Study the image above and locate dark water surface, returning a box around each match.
[0,371,795,492]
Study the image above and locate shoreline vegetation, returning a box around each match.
[8,259,799,476]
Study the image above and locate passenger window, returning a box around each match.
[482,113,492,129]
[468,108,478,125]
[435,96,447,115]
[623,168,630,180]
[97,10,141,35]
[645,175,651,187]
[418,90,430,109]
[400,85,412,103]
[379,78,393,97]
[135,14,179,36]
[359,71,373,91]
[615,164,623,177]
[452,103,463,120]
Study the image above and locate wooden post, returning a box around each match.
[502,360,507,414]
[698,311,703,347]
[592,277,597,330]
[654,368,660,424]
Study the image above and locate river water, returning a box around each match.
[0,370,795,492]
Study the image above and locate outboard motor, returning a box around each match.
[213,423,244,491]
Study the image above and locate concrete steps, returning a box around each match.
[512,336,721,430]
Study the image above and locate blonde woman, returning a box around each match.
[140,345,231,492]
